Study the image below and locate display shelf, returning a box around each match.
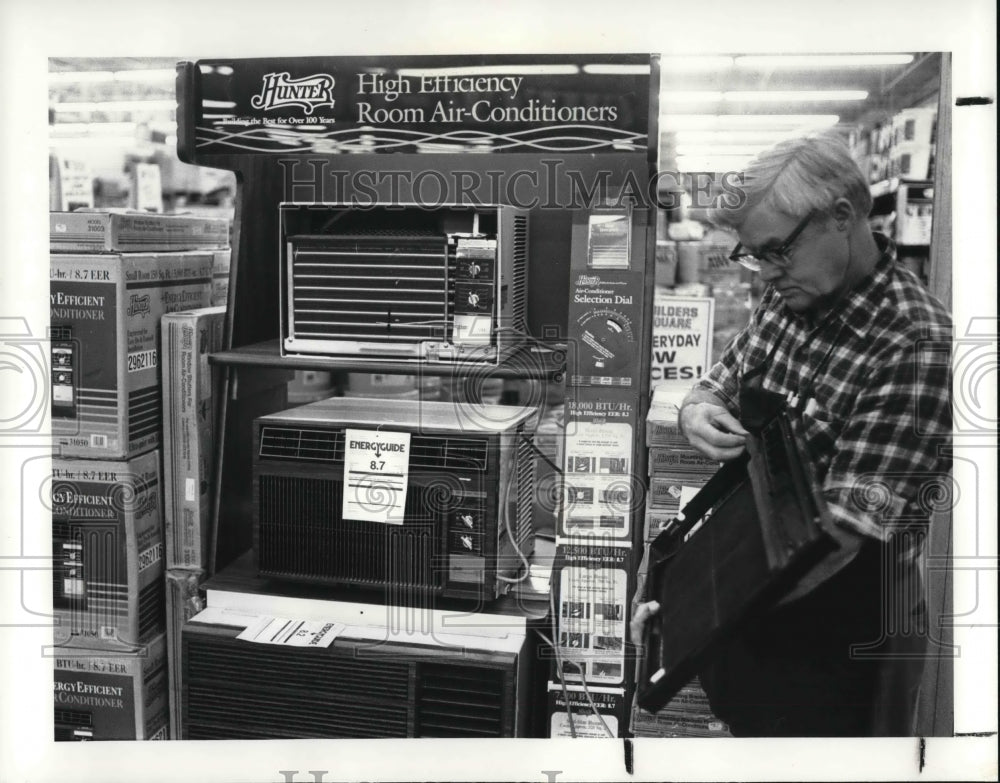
[870,177,933,199]
[210,339,567,380]
[204,546,553,622]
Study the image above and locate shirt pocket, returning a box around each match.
[799,402,845,477]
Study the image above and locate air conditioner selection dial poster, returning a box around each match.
[567,270,644,387]
[561,390,640,539]
[552,541,631,686]
[185,55,651,156]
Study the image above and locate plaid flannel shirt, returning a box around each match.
[696,234,952,542]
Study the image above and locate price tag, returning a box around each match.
[237,616,344,648]
[342,428,411,524]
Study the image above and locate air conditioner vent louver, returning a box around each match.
[184,635,412,739]
[417,663,507,737]
[259,427,488,472]
[182,628,523,738]
[259,426,344,462]
[290,234,451,342]
[515,436,535,550]
[511,214,528,331]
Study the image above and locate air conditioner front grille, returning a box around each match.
[182,627,520,739]
[416,663,507,736]
[257,475,445,590]
[289,234,450,342]
[184,634,412,739]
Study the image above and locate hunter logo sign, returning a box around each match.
[250,72,337,115]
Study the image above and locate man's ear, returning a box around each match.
[832,197,855,230]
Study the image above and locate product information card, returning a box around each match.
[342,428,411,524]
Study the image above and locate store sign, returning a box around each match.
[190,55,652,155]
[650,292,714,386]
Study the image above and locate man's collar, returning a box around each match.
[831,232,896,336]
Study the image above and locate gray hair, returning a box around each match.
[709,132,872,229]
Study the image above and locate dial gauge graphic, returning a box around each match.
[576,309,635,374]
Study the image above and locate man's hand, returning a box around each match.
[629,600,660,646]
[680,402,749,461]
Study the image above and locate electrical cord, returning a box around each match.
[534,584,616,738]
[496,443,531,585]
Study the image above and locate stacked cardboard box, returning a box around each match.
[50,210,225,740]
[631,678,731,738]
[160,306,226,740]
[634,385,730,738]
[643,385,718,546]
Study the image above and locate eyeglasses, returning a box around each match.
[728,209,817,272]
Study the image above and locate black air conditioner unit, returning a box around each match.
[181,612,534,738]
[252,397,537,601]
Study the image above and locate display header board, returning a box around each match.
[181,55,653,156]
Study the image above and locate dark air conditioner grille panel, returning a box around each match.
[182,626,522,738]
[416,663,507,737]
[184,635,412,739]
[290,235,451,342]
[257,475,444,590]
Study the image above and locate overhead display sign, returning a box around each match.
[188,55,653,155]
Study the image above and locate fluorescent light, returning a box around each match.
[48,71,114,84]
[659,56,735,72]
[53,100,177,113]
[661,91,724,103]
[677,144,771,156]
[673,129,817,145]
[50,122,136,137]
[397,65,579,77]
[724,90,868,102]
[661,114,841,130]
[113,69,176,82]
[582,64,651,75]
[735,54,915,69]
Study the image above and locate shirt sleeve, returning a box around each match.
[821,337,953,541]
[695,289,773,414]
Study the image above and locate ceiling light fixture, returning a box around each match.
[397,65,580,77]
[582,64,651,74]
[661,114,841,129]
[735,54,914,69]
[724,90,868,102]
[52,100,178,113]
[113,69,177,82]
[48,71,114,84]
[659,55,735,72]
[661,91,724,103]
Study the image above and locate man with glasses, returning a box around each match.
[631,133,952,736]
